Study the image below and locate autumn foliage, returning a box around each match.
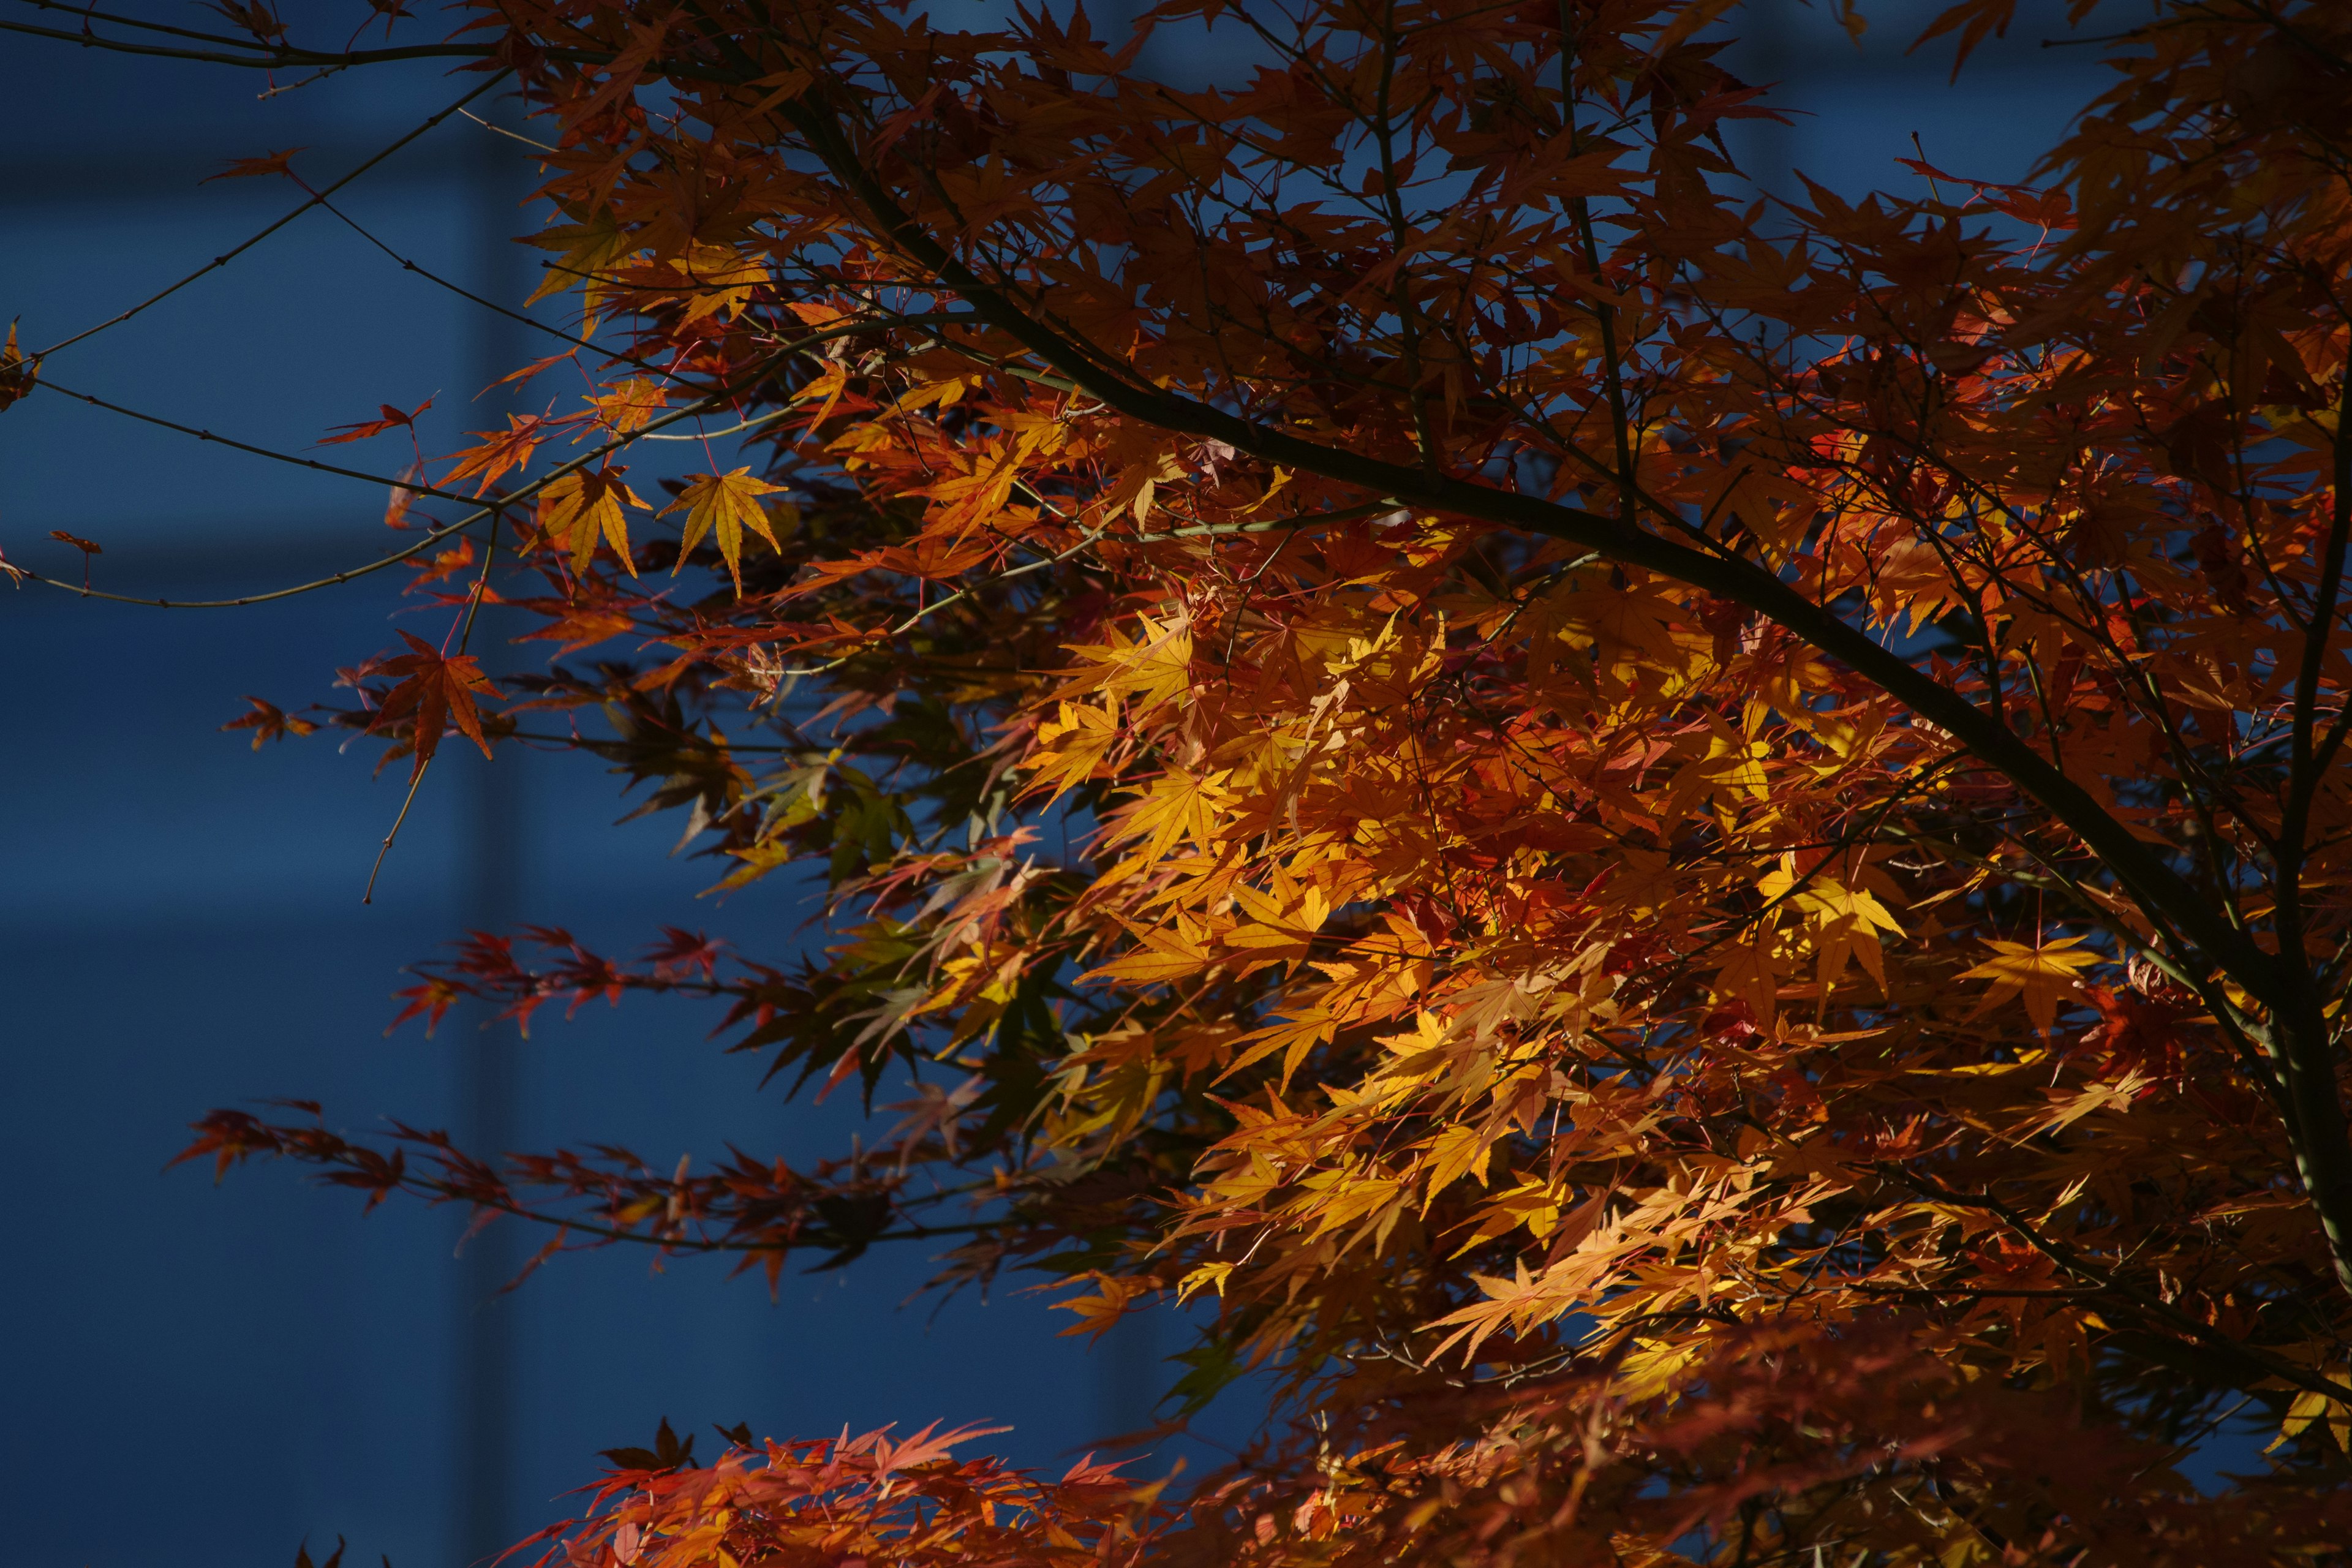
[20,0,2352,1559]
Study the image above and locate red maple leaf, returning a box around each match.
[364,630,500,783]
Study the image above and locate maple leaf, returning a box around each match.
[383,460,426,529]
[364,630,500,783]
[1711,929,1788,1024]
[600,1415,697,1474]
[524,205,631,315]
[222,696,318,750]
[585,377,667,434]
[658,468,783,593]
[1112,766,1231,861]
[1089,922,1215,986]
[355,0,417,42]
[318,396,432,445]
[1030,699,1120,800]
[668,243,769,324]
[536,464,646,574]
[0,321,36,411]
[1914,0,2019,77]
[203,0,287,45]
[1960,937,2103,1031]
[407,535,477,587]
[202,147,307,183]
[443,413,557,496]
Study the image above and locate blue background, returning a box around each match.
[0,4,2109,1565]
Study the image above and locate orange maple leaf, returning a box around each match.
[537,464,646,573]
[221,696,318,750]
[1960,937,2103,1031]
[444,413,560,496]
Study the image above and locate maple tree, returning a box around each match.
[15,0,2352,1559]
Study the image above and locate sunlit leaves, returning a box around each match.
[145,0,2352,1559]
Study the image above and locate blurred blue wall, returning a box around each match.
[0,5,2108,1565]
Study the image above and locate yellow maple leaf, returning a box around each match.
[1088,935,1211,986]
[1031,698,1121,801]
[1959,937,2101,1031]
[2268,1366,2352,1454]
[1061,614,1196,712]
[1224,874,1332,979]
[536,465,646,575]
[1219,1009,1335,1087]
[1419,1122,1495,1210]
[1175,1261,1234,1303]
[1114,766,1231,861]
[660,468,785,594]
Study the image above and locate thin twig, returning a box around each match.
[34,72,509,360]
